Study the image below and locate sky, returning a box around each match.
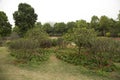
[0,0,120,26]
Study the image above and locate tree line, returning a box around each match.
[0,3,120,37]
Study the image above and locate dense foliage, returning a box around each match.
[64,27,96,54]
[9,27,51,63]
[13,3,37,37]
[0,11,11,37]
[91,37,120,62]
[42,23,53,35]
[57,28,120,72]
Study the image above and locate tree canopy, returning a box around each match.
[90,15,99,30]
[13,3,37,37]
[99,16,111,36]
[76,20,88,28]
[0,11,11,37]
[54,22,67,35]
[42,23,53,35]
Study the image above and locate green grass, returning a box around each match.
[0,47,120,80]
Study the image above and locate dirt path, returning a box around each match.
[0,47,113,80]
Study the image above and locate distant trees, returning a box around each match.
[99,16,111,36]
[11,3,120,37]
[54,22,67,36]
[35,22,42,28]
[76,20,88,28]
[89,14,120,37]
[0,11,11,37]
[118,11,120,21]
[13,3,37,37]
[90,15,99,31]
[66,21,77,32]
[42,23,53,35]
[42,15,120,37]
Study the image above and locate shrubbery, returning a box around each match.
[25,27,52,48]
[9,27,51,63]
[56,36,120,72]
[10,49,50,63]
[56,48,117,72]
[91,37,120,62]
[9,39,38,50]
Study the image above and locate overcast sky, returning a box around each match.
[0,0,120,25]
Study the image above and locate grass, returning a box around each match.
[0,47,120,80]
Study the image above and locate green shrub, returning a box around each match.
[8,27,52,63]
[9,38,38,50]
[64,28,97,54]
[39,39,52,48]
[10,49,50,63]
[90,37,120,62]
[56,48,117,72]
[51,39,58,47]
[9,39,51,63]
[25,27,52,48]
[25,27,49,41]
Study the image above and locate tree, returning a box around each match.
[35,22,42,28]
[107,18,117,37]
[66,21,77,32]
[54,22,67,35]
[64,27,96,54]
[99,16,110,36]
[42,23,53,35]
[0,11,11,37]
[25,27,49,41]
[114,21,120,37]
[76,19,88,28]
[13,3,37,37]
[118,10,120,21]
[25,27,51,48]
[90,15,99,30]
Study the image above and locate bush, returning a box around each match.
[56,48,117,72]
[64,28,97,54]
[39,39,52,48]
[25,27,49,41]
[10,49,50,63]
[10,32,20,40]
[51,39,58,47]
[9,27,52,63]
[9,38,38,50]
[25,27,52,48]
[90,37,120,62]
